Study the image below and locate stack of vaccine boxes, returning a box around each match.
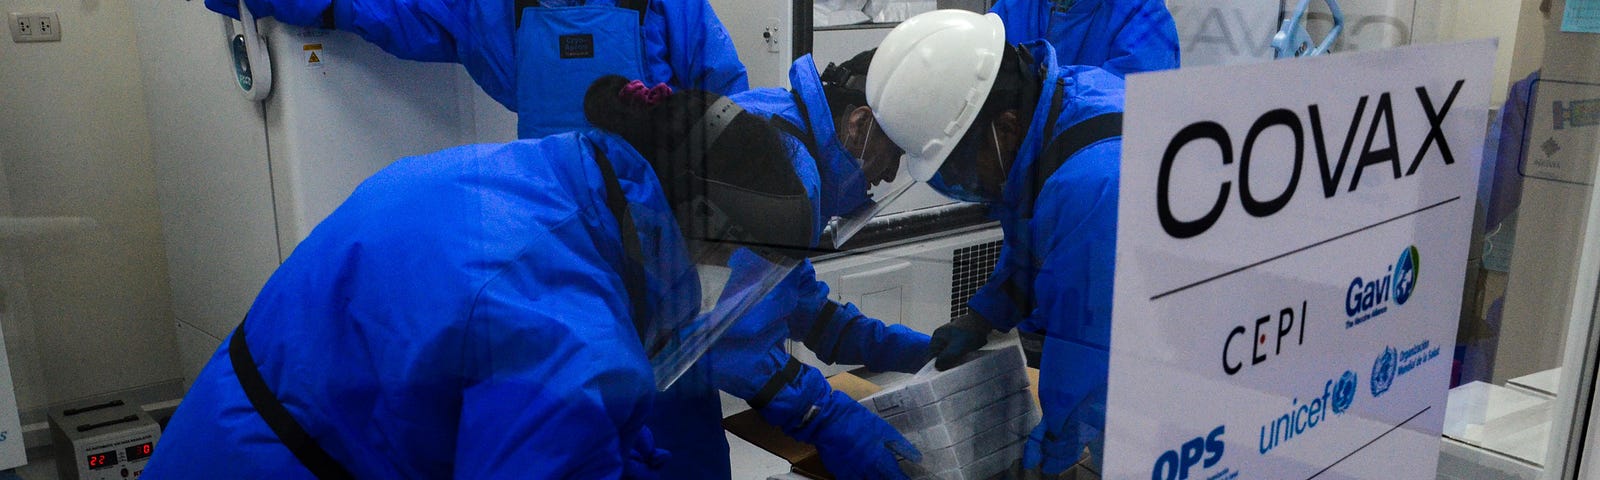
[859,346,1038,480]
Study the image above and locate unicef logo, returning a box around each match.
[1332,371,1358,414]
[1392,246,1420,306]
[1371,347,1397,397]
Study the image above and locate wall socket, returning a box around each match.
[9,11,61,43]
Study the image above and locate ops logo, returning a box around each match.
[1151,425,1225,480]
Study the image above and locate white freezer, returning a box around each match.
[134,1,507,381]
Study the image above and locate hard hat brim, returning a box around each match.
[906,151,942,182]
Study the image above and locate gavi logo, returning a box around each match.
[1344,245,1421,328]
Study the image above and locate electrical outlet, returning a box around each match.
[762,17,782,54]
[8,11,59,43]
[34,11,59,42]
[8,13,31,41]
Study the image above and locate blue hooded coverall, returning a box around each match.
[205,0,755,476]
[699,56,932,478]
[209,0,749,137]
[145,132,696,478]
[710,54,928,412]
[991,0,1179,76]
[962,41,1125,474]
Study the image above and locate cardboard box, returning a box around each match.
[725,372,883,479]
[727,346,1039,480]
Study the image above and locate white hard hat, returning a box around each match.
[865,10,1006,182]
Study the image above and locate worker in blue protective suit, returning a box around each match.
[700,49,938,479]
[632,48,929,479]
[144,76,816,478]
[866,11,1125,477]
[990,0,1178,76]
[209,0,748,138]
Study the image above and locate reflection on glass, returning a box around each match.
[1439,1,1600,477]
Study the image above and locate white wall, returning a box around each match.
[0,0,181,408]
[0,152,49,418]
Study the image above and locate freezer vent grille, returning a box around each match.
[949,240,1003,320]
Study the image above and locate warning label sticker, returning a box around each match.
[303,43,324,69]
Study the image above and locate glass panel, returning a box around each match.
[1164,1,1600,478]
[1423,1,1600,478]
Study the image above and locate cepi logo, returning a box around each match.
[1344,245,1421,328]
[1258,370,1358,454]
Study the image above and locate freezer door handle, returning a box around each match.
[223,0,273,101]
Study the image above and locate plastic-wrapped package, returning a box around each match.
[814,0,870,26]
[900,410,1038,474]
[874,365,1030,432]
[865,347,1027,416]
[857,346,1037,479]
[914,439,1026,480]
[863,0,937,23]
[899,390,1035,449]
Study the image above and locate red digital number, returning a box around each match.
[143,444,152,455]
[90,455,102,466]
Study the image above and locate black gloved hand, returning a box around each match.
[925,313,994,370]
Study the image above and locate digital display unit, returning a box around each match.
[86,451,119,470]
[125,442,154,461]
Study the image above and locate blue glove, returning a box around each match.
[1023,384,1107,475]
[622,427,671,480]
[205,0,330,27]
[795,390,921,480]
[927,313,993,370]
[712,250,805,365]
[866,326,934,374]
[808,300,934,374]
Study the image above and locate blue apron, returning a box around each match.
[516,0,649,138]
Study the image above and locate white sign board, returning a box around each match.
[1167,0,1423,68]
[0,314,26,469]
[1104,40,1494,480]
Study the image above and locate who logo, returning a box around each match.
[1371,346,1398,397]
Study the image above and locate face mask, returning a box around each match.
[854,118,874,162]
[928,124,1006,203]
[991,124,1007,175]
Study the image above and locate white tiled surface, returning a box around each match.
[1441,381,1553,475]
[729,431,791,479]
[10,457,56,480]
[724,393,792,479]
[1506,367,1562,398]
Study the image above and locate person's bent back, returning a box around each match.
[146,76,811,478]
